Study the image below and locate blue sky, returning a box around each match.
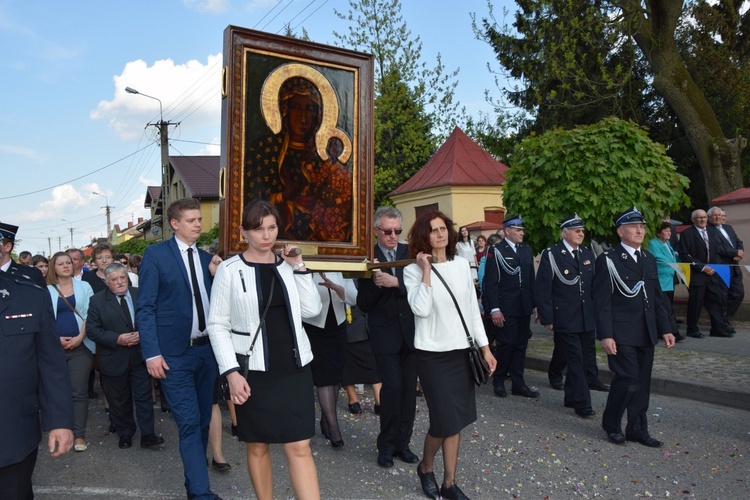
[0,0,514,255]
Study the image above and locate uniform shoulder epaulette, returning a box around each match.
[11,275,44,290]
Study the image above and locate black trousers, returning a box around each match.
[103,348,155,439]
[726,271,745,320]
[0,448,37,500]
[550,332,593,410]
[602,344,654,439]
[686,275,729,335]
[548,330,600,386]
[373,341,417,456]
[490,314,531,390]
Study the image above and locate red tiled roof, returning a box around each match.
[170,156,221,198]
[464,220,504,231]
[712,187,750,205]
[390,127,508,196]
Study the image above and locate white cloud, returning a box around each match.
[184,0,231,14]
[0,144,44,163]
[20,184,90,221]
[91,53,223,142]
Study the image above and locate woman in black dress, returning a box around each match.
[208,200,323,500]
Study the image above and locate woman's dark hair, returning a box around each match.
[31,254,48,266]
[476,234,487,244]
[408,210,458,259]
[458,226,472,243]
[242,199,281,230]
[658,221,672,234]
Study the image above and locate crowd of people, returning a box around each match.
[0,199,744,500]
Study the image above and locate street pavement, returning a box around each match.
[32,321,750,499]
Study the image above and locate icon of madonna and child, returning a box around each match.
[245,63,355,243]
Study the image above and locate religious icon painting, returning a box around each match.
[220,26,375,265]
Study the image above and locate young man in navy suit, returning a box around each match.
[137,198,222,500]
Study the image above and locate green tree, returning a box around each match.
[503,117,689,250]
[476,0,747,201]
[114,238,152,256]
[334,0,463,203]
[196,223,219,249]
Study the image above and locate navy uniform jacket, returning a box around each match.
[593,244,671,346]
[482,239,535,317]
[356,242,415,355]
[535,241,595,333]
[86,287,141,377]
[0,274,73,468]
[4,259,46,288]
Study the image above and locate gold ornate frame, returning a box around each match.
[219,26,374,268]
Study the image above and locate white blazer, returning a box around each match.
[302,272,358,329]
[208,255,322,376]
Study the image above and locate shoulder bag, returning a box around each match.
[431,265,490,387]
[235,277,275,378]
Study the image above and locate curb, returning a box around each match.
[525,356,750,412]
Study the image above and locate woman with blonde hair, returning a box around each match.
[46,251,95,452]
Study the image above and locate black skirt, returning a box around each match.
[305,302,347,387]
[417,349,477,438]
[342,339,381,386]
[235,262,315,444]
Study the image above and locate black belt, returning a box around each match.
[189,335,210,346]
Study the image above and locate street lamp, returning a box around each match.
[92,191,112,240]
[125,85,171,240]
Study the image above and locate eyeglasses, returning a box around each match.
[120,261,128,265]
[377,228,403,236]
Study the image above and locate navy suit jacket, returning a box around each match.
[0,274,73,468]
[711,223,743,276]
[482,239,535,317]
[593,243,670,346]
[535,241,595,333]
[356,242,415,355]
[136,237,213,360]
[87,287,141,377]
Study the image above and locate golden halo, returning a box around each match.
[261,63,352,164]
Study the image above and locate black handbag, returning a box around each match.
[235,277,275,378]
[431,266,491,387]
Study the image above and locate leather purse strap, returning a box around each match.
[430,265,476,349]
[53,284,84,321]
[245,277,275,356]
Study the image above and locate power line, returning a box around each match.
[261,0,296,32]
[253,0,288,29]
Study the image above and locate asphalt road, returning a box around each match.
[32,369,750,499]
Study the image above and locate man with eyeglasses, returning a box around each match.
[677,209,732,338]
[357,206,419,469]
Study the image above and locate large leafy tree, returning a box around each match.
[504,117,689,250]
[477,0,747,201]
[334,0,462,204]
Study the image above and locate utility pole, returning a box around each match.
[125,87,178,241]
[92,192,112,239]
[47,236,52,256]
[61,219,74,249]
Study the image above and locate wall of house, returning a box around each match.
[199,200,221,233]
[391,185,505,234]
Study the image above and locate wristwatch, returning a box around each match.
[292,262,306,271]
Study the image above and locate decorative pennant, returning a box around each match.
[707,264,731,288]
[669,263,690,287]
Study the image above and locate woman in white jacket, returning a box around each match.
[404,211,496,500]
[208,200,322,500]
[303,272,357,448]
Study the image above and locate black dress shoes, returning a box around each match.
[575,408,596,418]
[673,333,686,343]
[348,402,362,414]
[395,448,419,463]
[140,434,165,448]
[686,331,704,338]
[589,381,610,392]
[511,386,540,398]
[330,439,345,449]
[440,482,470,500]
[549,381,564,390]
[493,384,507,397]
[417,467,440,499]
[377,452,394,468]
[211,459,231,472]
[374,404,381,414]
[709,331,733,338]
[628,435,663,447]
[607,432,626,445]
[118,436,132,449]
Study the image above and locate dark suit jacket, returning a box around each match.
[136,237,213,360]
[4,259,46,288]
[677,225,727,287]
[593,243,671,346]
[711,223,743,276]
[86,287,140,377]
[535,241,595,333]
[0,274,73,468]
[482,239,535,317]
[356,243,415,355]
